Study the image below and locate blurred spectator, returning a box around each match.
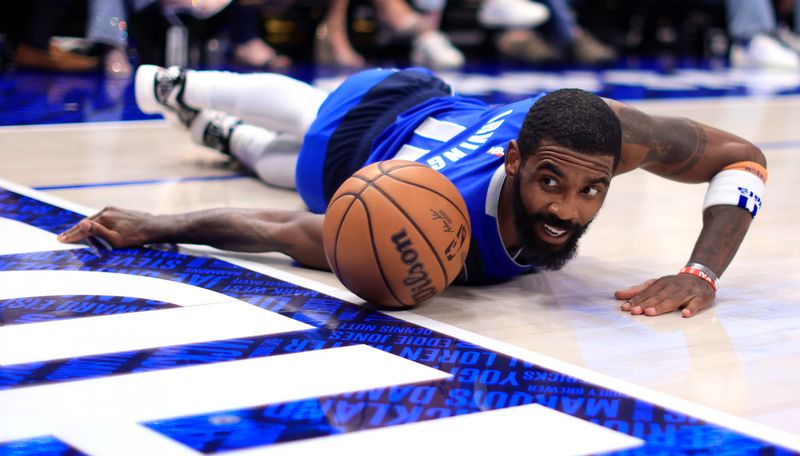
[477,0,550,28]
[316,0,465,70]
[315,0,365,67]
[776,0,800,53]
[494,0,618,65]
[87,0,135,76]
[13,0,99,72]
[122,0,238,67]
[724,0,799,69]
[227,1,291,69]
[88,0,236,76]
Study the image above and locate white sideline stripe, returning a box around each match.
[393,144,430,162]
[2,179,799,451]
[0,178,96,216]
[54,423,200,456]
[227,403,643,456]
[0,346,450,444]
[0,119,166,133]
[0,218,83,255]
[0,270,235,306]
[414,117,466,141]
[397,313,800,452]
[203,252,800,452]
[0,300,311,365]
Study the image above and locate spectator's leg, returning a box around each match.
[88,0,133,76]
[725,0,775,41]
[315,0,365,68]
[228,0,291,69]
[726,0,799,69]
[14,0,100,71]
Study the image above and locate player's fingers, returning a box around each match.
[615,279,657,301]
[624,280,667,314]
[82,220,124,247]
[629,284,684,315]
[637,285,692,316]
[642,294,689,316]
[58,207,115,243]
[681,296,711,318]
[57,219,94,243]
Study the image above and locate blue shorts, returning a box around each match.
[295,68,452,214]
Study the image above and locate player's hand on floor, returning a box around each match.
[615,275,715,318]
[57,207,156,249]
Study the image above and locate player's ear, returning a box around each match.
[505,140,520,178]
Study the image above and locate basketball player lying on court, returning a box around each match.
[58,66,767,318]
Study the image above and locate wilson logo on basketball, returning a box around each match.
[390,228,437,303]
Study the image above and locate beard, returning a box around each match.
[510,176,591,270]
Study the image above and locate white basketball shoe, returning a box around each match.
[730,34,800,70]
[478,0,550,28]
[135,64,199,126]
[411,31,465,70]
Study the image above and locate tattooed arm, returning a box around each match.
[58,207,330,270]
[604,99,766,317]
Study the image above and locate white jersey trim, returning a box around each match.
[485,165,529,269]
[393,144,431,162]
[485,165,506,217]
[415,117,467,141]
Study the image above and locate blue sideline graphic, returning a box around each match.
[2,64,800,127]
[0,187,796,455]
[0,436,84,456]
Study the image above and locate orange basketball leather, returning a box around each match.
[323,160,471,308]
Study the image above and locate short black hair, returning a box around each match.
[517,89,622,170]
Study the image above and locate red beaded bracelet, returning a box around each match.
[679,266,719,291]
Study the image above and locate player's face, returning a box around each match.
[509,140,614,269]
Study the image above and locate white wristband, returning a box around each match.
[703,169,765,218]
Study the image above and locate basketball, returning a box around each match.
[323,160,471,308]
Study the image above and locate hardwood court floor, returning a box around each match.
[2,92,800,439]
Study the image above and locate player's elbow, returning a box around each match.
[735,140,767,168]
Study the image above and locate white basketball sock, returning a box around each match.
[230,125,301,189]
[182,70,327,136]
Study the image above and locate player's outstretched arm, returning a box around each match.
[604,99,766,318]
[57,207,329,270]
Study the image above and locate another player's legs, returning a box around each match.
[189,110,301,189]
[135,65,328,135]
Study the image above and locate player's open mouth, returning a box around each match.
[537,222,570,245]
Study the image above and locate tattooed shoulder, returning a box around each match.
[617,106,707,176]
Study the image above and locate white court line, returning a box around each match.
[0,119,166,133]
[0,299,311,365]
[0,178,96,217]
[0,345,450,456]
[210,252,800,452]
[228,403,643,456]
[0,218,83,255]
[0,270,235,304]
[2,179,799,450]
[396,313,800,451]
[53,423,199,456]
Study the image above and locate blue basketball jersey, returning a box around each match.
[297,68,544,284]
[365,94,544,284]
